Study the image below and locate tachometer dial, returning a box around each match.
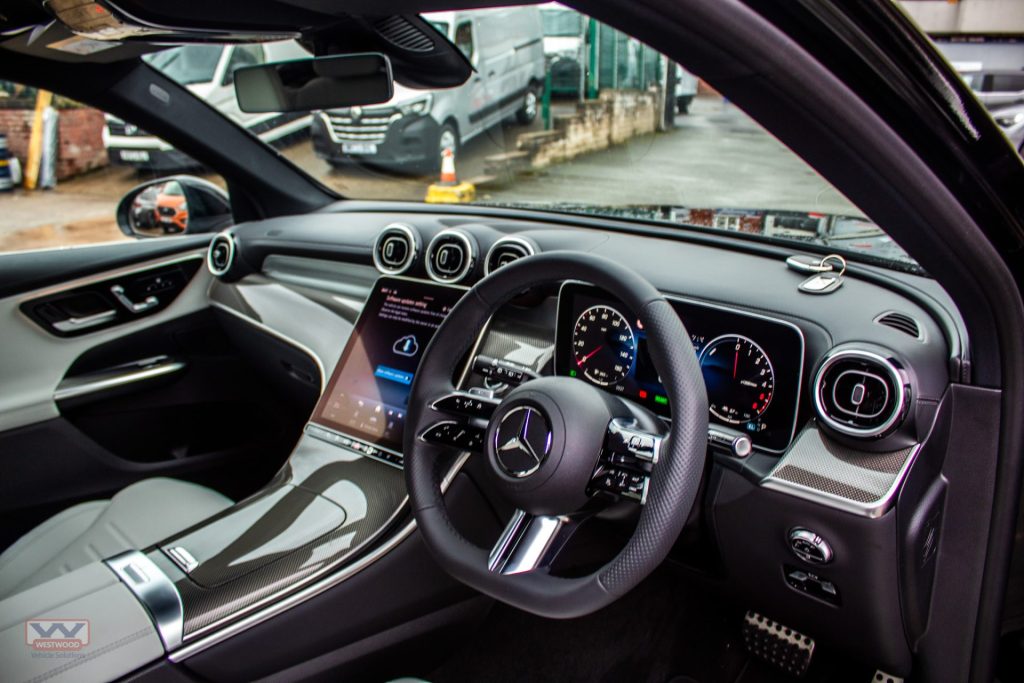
[572,305,636,386]
[698,334,775,424]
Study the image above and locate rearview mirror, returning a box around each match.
[234,52,394,113]
[116,176,232,238]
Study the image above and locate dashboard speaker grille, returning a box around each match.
[374,16,435,53]
[875,311,922,340]
[813,349,907,438]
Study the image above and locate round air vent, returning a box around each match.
[207,233,235,277]
[373,224,420,275]
[813,348,909,439]
[425,229,477,284]
[485,236,536,275]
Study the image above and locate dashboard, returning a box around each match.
[204,208,964,674]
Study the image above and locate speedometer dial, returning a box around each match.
[699,334,775,424]
[572,305,636,386]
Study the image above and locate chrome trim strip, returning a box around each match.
[52,309,117,332]
[54,357,186,402]
[483,236,536,276]
[488,510,566,575]
[425,229,477,284]
[813,348,908,439]
[553,281,807,454]
[106,550,184,651]
[372,223,420,276]
[169,451,471,661]
[208,300,327,391]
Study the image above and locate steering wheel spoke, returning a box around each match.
[419,419,487,453]
[488,509,585,575]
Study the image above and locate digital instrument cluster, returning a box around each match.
[555,283,805,452]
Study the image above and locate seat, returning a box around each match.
[0,477,233,599]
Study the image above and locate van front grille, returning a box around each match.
[328,108,399,142]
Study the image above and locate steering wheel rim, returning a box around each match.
[404,251,708,618]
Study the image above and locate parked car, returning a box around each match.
[991,102,1024,154]
[105,41,311,170]
[154,181,189,233]
[129,184,159,229]
[311,7,545,171]
[959,68,1024,109]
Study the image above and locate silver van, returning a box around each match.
[312,7,546,171]
[105,41,311,170]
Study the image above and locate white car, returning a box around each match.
[991,103,1024,155]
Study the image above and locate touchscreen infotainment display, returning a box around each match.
[311,277,466,454]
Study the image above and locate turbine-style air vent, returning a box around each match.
[814,349,909,439]
[874,311,922,340]
[373,224,419,275]
[374,16,435,53]
[485,237,536,275]
[207,233,235,277]
[425,229,477,284]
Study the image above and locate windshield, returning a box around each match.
[131,4,920,270]
[144,45,223,85]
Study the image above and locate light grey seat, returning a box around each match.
[0,477,233,599]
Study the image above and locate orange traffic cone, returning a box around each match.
[425,147,475,204]
[439,148,457,185]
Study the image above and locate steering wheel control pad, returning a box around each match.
[484,377,630,516]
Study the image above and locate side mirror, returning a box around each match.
[116,176,232,238]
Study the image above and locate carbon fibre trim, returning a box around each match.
[762,426,920,518]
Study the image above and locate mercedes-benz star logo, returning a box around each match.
[494,406,552,478]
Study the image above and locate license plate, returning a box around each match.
[342,142,377,155]
[119,150,150,162]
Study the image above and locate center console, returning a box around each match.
[142,277,470,642]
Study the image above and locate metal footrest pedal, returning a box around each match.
[870,672,904,683]
[741,610,815,677]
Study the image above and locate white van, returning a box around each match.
[105,41,311,170]
[312,7,546,171]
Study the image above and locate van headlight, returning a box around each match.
[995,111,1024,128]
[398,95,433,116]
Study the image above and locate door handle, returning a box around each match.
[110,284,159,314]
[52,309,117,332]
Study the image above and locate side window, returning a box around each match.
[454,21,475,63]
[0,80,228,254]
[222,44,265,86]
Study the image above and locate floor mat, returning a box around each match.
[429,566,749,683]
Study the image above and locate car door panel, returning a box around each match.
[0,243,322,551]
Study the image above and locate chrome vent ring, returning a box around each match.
[813,348,909,439]
[373,224,420,275]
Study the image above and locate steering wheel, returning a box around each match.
[404,252,709,618]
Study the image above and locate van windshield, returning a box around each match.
[144,45,222,85]
[128,3,920,272]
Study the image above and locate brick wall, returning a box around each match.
[0,106,108,181]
